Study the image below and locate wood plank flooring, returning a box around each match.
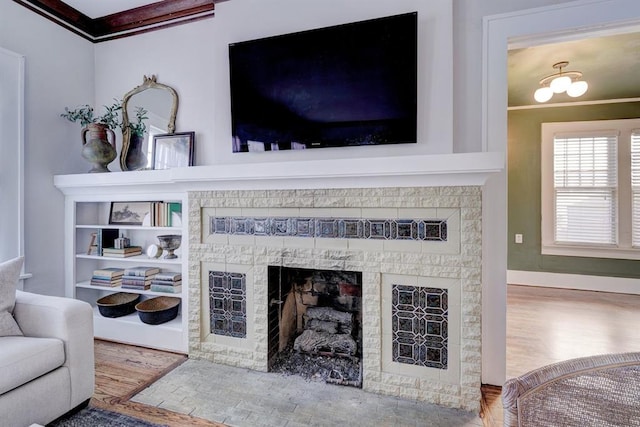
[93,285,640,427]
[480,284,640,426]
[91,339,224,426]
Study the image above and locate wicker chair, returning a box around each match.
[502,352,640,426]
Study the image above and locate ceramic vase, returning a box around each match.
[123,133,148,171]
[81,123,117,173]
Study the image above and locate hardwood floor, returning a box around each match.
[506,284,640,379]
[480,284,640,426]
[91,339,224,426]
[94,285,640,427]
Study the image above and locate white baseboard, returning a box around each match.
[507,270,640,295]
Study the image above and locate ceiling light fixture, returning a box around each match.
[534,61,588,103]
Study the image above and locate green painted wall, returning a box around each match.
[507,102,640,278]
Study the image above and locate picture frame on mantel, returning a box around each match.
[151,132,195,170]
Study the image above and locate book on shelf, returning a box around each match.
[92,267,125,278]
[123,266,160,277]
[121,276,153,285]
[101,251,142,258]
[102,246,143,254]
[150,279,182,286]
[154,271,182,282]
[121,283,150,290]
[167,202,182,227]
[90,278,122,287]
[97,228,119,256]
[150,284,182,293]
[102,246,143,257]
[147,201,182,227]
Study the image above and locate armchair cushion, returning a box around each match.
[0,257,23,337]
[0,336,65,395]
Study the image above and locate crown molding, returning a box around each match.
[13,0,226,42]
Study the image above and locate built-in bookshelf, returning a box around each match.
[64,193,188,353]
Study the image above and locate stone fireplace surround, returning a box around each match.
[188,186,482,412]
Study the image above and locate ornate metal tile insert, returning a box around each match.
[209,271,247,338]
[210,216,447,241]
[391,284,448,369]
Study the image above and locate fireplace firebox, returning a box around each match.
[267,266,363,387]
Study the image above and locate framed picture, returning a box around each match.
[109,202,151,225]
[151,132,195,170]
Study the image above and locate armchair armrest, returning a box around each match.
[13,291,95,407]
[502,352,640,427]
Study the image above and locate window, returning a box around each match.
[541,119,640,260]
[632,132,640,247]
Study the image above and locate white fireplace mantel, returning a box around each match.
[54,152,504,195]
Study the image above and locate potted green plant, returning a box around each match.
[61,100,122,129]
[61,100,123,173]
[121,106,150,171]
[127,106,149,136]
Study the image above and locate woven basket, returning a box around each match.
[96,292,140,318]
[135,296,180,325]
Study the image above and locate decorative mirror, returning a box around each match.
[120,75,178,171]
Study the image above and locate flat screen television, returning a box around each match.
[228,12,418,153]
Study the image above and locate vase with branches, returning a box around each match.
[61,100,123,173]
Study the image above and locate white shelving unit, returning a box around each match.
[61,191,189,353]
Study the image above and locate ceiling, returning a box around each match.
[15,0,223,41]
[508,30,640,107]
[61,0,162,19]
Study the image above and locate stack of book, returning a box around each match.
[150,271,182,293]
[149,202,182,227]
[90,267,124,287]
[102,246,143,258]
[121,266,160,290]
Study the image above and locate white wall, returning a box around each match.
[0,2,94,295]
[95,0,454,168]
[451,0,578,153]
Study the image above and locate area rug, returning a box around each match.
[49,406,167,427]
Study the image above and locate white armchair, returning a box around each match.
[0,291,95,427]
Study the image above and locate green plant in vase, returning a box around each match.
[61,100,122,173]
[121,106,150,171]
[128,106,149,137]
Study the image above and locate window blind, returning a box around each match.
[632,131,640,247]
[553,134,617,245]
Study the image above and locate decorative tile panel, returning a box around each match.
[391,284,448,369]
[209,271,247,338]
[210,216,447,241]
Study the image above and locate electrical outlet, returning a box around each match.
[515,234,523,244]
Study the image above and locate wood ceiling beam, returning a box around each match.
[13,0,227,42]
[92,0,216,37]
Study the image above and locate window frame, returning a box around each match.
[0,47,26,268]
[541,119,639,260]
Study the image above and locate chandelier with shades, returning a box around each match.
[534,61,589,103]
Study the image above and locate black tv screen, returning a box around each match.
[229,12,418,153]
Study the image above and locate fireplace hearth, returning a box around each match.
[268,266,363,386]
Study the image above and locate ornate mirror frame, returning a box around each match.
[120,75,179,171]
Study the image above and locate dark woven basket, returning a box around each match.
[96,292,140,318]
[135,296,180,325]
